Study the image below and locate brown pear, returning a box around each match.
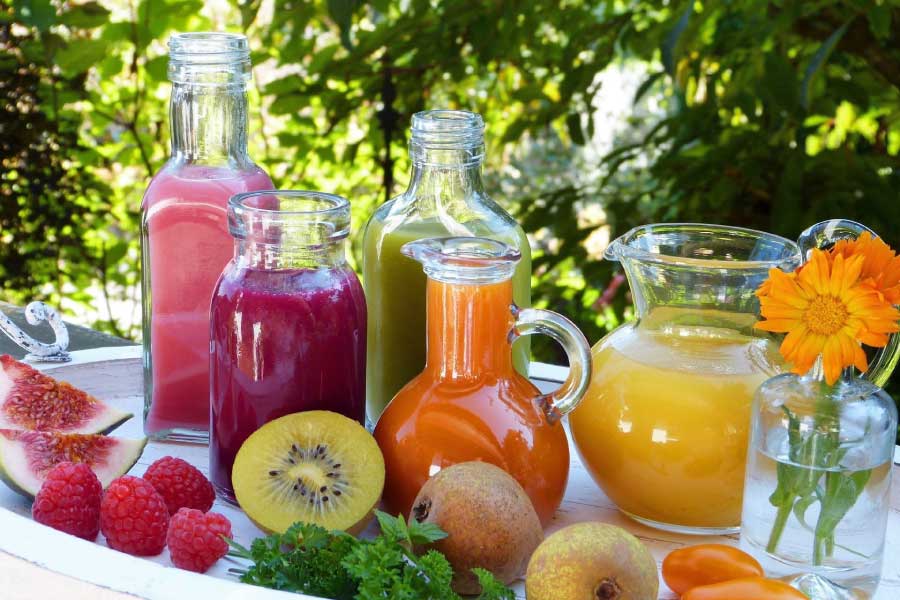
[526,522,659,600]
[409,461,544,594]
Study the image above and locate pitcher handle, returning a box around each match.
[797,219,900,386]
[510,306,592,425]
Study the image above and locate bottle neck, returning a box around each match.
[405,146,486,201]
[235,240,346,271]
[170,82,250,165]
[425,277,515,381]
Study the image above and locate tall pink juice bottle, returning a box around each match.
[142,33,273,442]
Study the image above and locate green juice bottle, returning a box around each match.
[363,110,531,425]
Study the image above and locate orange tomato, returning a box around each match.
[662,544,764,594]
[682,577,809,600]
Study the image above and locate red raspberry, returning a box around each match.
[166,508,232,573]
[100,475,169,556]
[143,456,215,515]
[32,462,102,540]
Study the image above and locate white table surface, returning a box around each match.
[1,347,898,599]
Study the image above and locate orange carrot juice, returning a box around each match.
[570,309,782,531]
[375,276,570,526]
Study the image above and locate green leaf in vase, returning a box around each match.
[813,469,872,564]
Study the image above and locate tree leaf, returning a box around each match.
[238,0,263,30]
[662,2,692,78]
[764,53,799,113]
[633,71,664,105]
[800,20,851,111]
[567,112,586,145]
[144,55,168,82]
[327,0,358,51]
[58,2,110,29]
[15,0,56,31]
[56,38,110,76]
[867,5,891,41]
[309,44,340,73]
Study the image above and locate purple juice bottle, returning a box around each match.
[209,191,366,502]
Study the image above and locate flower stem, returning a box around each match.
[766,493,795,553]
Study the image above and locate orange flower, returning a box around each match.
[831,232,900,304]
[755,250,900,385]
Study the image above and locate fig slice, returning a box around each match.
[0,429,147,499]
[0,355,132,434]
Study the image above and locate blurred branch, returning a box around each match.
[377,53,399,203]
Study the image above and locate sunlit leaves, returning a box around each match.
[56,38,111,77]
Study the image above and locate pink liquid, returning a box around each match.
[142,164,273,436]
[209,265,367,500]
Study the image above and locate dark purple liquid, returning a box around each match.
[209,265,366,501]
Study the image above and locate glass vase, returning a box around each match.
[740,368,897,594]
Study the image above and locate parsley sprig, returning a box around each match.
[227,510,515,600]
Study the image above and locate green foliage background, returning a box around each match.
[2,0,899,405]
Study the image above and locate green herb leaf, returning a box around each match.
[473,568,517,600]
[373,510,411,543]
[231,513,513,599]
[766,385,874,565]
[408,520,450,545]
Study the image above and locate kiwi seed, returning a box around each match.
[262,441,352,515]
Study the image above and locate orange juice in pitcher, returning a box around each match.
[571,224,799,534]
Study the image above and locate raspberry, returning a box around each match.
[166,508,232,573]
[100,475,169,556]
[32,462,102,540]
[143,456,215,515]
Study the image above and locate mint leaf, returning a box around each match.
[374,510,411,543]
[408,520,449,545]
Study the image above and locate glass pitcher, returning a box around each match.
[571,224,802,534]
[373,237,590,526]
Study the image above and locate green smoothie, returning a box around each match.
[364,218,531,424]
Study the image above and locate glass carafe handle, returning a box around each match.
[797,219,900,386]
[510,306,592,425]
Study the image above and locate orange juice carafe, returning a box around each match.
[374,237,591,525]
[571,224,803,535]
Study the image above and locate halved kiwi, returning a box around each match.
[232,411,385,534]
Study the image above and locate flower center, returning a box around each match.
[804,295,849,335]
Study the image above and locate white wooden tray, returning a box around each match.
[1,347,898,599]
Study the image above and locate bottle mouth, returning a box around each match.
[402,237,520,284]
[168,32,251,82]
[605,223,802,271]
[410,110,485,164]
[228,190,351,244]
